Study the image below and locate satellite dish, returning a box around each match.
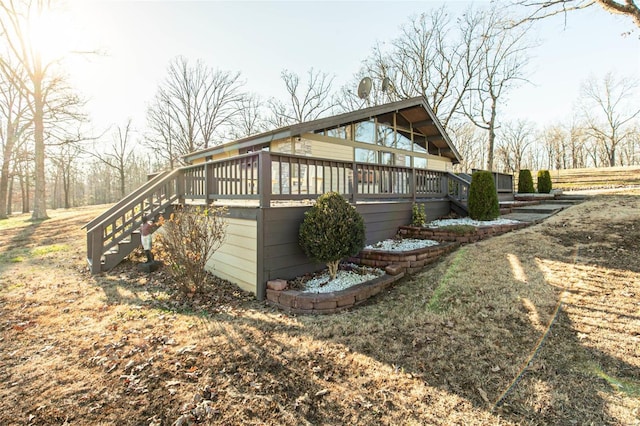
[381,77,391,92]
[357,77,372,99]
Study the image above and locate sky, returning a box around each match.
[59,0,640,135]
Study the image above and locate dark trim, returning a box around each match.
[183,97,462,165]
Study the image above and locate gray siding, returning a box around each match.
[259,199,450,293]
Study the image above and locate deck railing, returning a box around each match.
[86,151,489,272]
[472,169,514,193]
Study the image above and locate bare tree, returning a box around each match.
[0,64,31,219]
[48,141,82,209]
[347,6,486,130]
[145,56,244,168]
[266,68,337,127]
[496,119,536,172]
[0,0,86,220]
[463,7,534,171]
[449,122,487,173]
[83,119,137,199]
[512,0,640,28]
[579,73,640,167]
[229,94,268,139]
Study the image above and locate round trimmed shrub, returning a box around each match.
[468,171,499,221]
[537,170,552,194]
[299,192,365,280]
[518,169,535,194]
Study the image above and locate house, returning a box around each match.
[84,97,509,300]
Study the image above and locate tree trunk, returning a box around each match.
[119,167,126,199]
[327,260,340,280]
[486,100,497,172]
[31,79,48,220]
[7,173,13,215]
[0,121,16,219]
[0,158,9,219]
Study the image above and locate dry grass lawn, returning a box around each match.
[0,193,638,425]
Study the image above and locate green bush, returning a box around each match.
[537,170,552,194]
[299,192,365,280]
[412,203,426,227]
[467,171,499,221]
[518,169,535,194]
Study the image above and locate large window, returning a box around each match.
[327,125,351,140]
[355,148,377,163]
[354,120,376,144]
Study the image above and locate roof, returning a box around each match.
[183,96,462,164]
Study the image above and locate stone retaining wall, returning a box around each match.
[397,222,529,244]
[266,272,405,314]
[350,242,460,274]
[266,221,532,314]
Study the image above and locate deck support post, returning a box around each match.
[411,169,416,202]
[351,162,358,204]
[90,225,103,274]
[259,152,272,208]
[205,163,213,205]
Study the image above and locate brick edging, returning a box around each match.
[266,272,405,314]
[267,221,532,314]
[397,222,529,243]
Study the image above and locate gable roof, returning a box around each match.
[184,96,462,164]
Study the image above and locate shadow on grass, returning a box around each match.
[80,198,640,424]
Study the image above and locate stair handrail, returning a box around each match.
[84,168,182,234]
[447,172,471,201]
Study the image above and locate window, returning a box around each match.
[354,120,376,144]
[327,125,351,140]
[413,157,427,169]
[376,123,398,148]
[380,151,394,165]
[396,130,413,151]
[355,148,377,163]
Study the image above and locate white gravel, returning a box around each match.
[301,218,521,294]
[426,217,521,228]
[302,267,384,294]
[365,238,439,252]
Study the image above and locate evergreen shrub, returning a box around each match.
[412,203,426,227]
[467,171,499,221]
[299,192,365,280]
[518,169,535,194]
[537,170,552,194]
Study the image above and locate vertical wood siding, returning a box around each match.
[207,217,257,294]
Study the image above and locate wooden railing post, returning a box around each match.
[176,169,185,204]
[351,161,358,203]
[90,225,103,274]
[205,162,212,205]
[258,151,272,208]
[441,173,449,197]
[410,168,416,201]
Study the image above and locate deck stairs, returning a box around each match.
[499,193,586,222]
[83,168,184,273]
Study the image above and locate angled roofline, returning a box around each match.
[184,96,462,164]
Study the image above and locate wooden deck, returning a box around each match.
[84,151,513,299]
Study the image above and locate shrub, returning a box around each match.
[156,205,227,295]
[518,169,535,194]
[467,171,499,221]
[537,170,552,194]
[299,192,365,280]
[412,203,426,227]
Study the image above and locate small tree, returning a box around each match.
[412,203,427,227]
[537,170,552,194]
[517,169,535,193]
[299,192,365,280]
[468,170,500,221]
[156,205,227,295]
